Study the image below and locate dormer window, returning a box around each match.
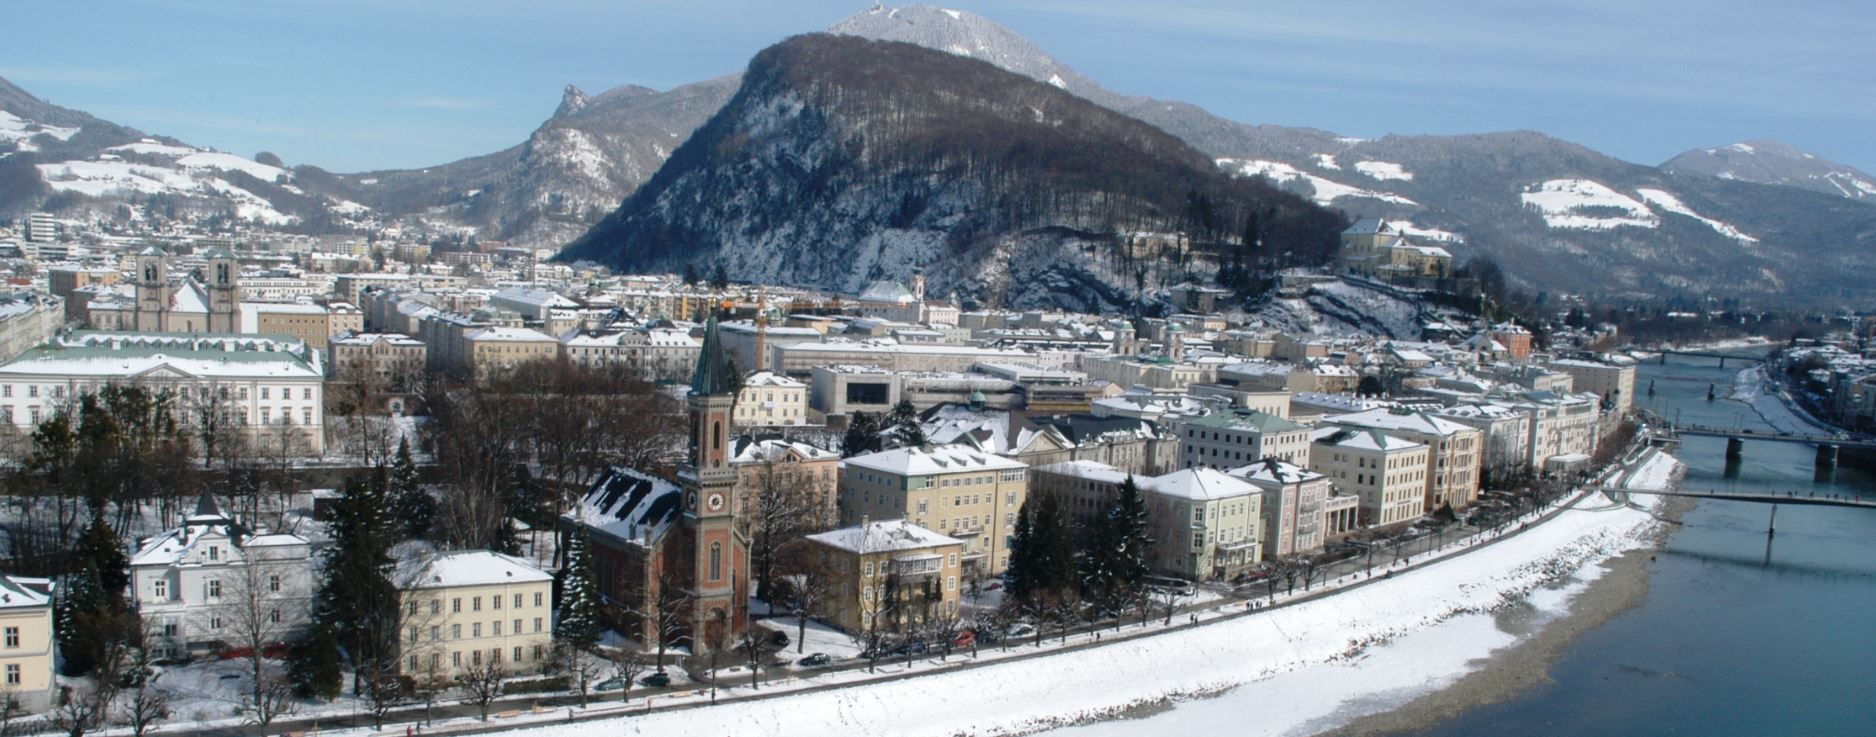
[207,546,219,561]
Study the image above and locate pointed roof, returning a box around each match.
[190,489,224,521]
[689,312,737,396]
[138,245,169,257]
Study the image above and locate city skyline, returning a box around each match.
[6,0,1872,173]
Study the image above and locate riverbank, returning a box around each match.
[1318,490,1693,737]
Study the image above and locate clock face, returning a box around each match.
[707,493,726,512]
[686,492,698,511]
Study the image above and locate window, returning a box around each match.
[3,627,16,648]
[534,618,543,633]
[492,595,502,610]
[261,388,270,400]
[451,624,461,640]
[211,614,223,630]
[153,579,168,600]
[452,651,462,667]
[270,575,282,592]
[26,386,35,399]
[302,388,312,400]
[430,626,440,642]
[492,620,502,636]
[207,579,222,598]
[514,646,524,663]
[514,594,522,608]
[207,546,219,561]
[431,600,441,615]
[3,664,16,685]
[473,596,482,611]
[513,618,521,634]
[709,542,722,581]
[453,598,462,613]
[472,623,482,637]
[472,650,482,666]
[269,609,281,624]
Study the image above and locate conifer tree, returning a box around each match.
[389,438,434,540]
[556,530,603,652]
[841,412,882,457]
[885,400,926,449]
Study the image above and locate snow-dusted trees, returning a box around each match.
[1080,475,1152,620]
[1005,491,1075,609]
[207,552,301,726]
[884,400,926,449]
[556,530,603,652]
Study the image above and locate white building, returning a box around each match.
[0,332,326,452]
[1232,458,1334,559]
[734,371,810,427]
[1309,427,1429,529]
[129,494,315,658]
[1176,409,1312,470]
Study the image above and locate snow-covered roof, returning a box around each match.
[730,436,837,464]
[1230,458,1326,487]
[1148,468,1257,502]
[0,576,53,609]
[1325,407,1473,437]
[1311,427,1425,452]
[567,466,683,547]
[741,371,803,388]
[807,519,961,555]
[395,549,552,590]
[842,443,1027,476]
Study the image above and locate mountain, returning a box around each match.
[339,75,740,247]
[559,34,1346,311]
[823,5,1876,304]
[1663,140,1876,203]
[0,75,373,229]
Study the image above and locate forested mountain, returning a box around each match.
[559,34,1345,311]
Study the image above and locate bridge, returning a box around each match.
[1600,486,1876,510]
[1653,349,1766,367]
[1671,424,1876,450]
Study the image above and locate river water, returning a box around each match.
[1397,351,1876,736]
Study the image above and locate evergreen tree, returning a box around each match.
[287,622,343,700]
[710,262,731,290]
[388,438,434,540]
[682,262,700,286]
[311,471,399,694]
[885,400,926,449]
[1107,476,1152,599]
[55,566,108,676]
[1008,492,1074,606]
[74,516,130,607]
[841,412,882,457]
[1005,499,1037,602]
[555,531,603,652]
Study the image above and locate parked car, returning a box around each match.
[951,630,976,649]
[769,630,791,647]
[595,675,628,691]
[1005,623,1037,639]
[797,652,832,667]
[640,671,671,688]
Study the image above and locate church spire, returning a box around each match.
[689,312,737,397]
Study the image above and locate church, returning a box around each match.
[564,314,750,655]
[123,245,240,333]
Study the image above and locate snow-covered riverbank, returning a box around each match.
[476,455,1683,737]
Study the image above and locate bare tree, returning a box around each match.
[1151,584,1191,627]
[207,553,303,727]
[646,570,693,676]
[606,648,647,704]
[922,609,967,661]
[553,640,607,708]
[121,680,169,737]
[781,545,836,654]
[734,628,767,690]
[458,661,508,721]
[742,457,832,612]
[47,687,104,737]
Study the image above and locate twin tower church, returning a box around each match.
[130,245,241,333]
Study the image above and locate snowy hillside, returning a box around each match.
[1664,140,1876,203]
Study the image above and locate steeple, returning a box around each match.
[754,287,769,374]
[689,313,738,397]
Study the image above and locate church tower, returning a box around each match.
[205,246,239,334]
[680,313,747,653]
[135,246,170,332]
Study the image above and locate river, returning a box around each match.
[1391,351,1876,736]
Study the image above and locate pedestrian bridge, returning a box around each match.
[1671,424,1876,450]
[1599,487,1876,510]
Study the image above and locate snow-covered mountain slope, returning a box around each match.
[559,34,1346,310]
[1663,139,1876,203]
[0,75,370,227]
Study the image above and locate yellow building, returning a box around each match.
[0,575,56,713]
[804,520,964,635]
[839,444,1028,576]
[1309,428,1429,529]
[393,550,555,681]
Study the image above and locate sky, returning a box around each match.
[5,0,1872,174]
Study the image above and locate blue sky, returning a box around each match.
[5,1,1871,174]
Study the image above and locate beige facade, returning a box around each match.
[1323,408,1483,511]
[1033,461,1263,581]
[805,520,964,635]
[328,332,427,386]
[1310,428,1429,529]
[1547,358,1636,417]
[394,550,555,681]
[0,576,56,713]
[1177,409,1312,470]
[839,445,1028,575]
[733,372,810,427]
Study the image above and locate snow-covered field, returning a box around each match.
[1218,158,1418,207]
[486,458,1677,737]
[1635,188,1757,244]
[1520,179,1657,231]
[1353,160,1413,181]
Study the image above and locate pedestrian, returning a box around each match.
[406,727,413,737]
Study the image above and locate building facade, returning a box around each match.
[839,444,1028,576]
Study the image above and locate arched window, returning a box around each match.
[708,542,722,581]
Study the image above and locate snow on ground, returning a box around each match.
[1520,179,1658,231]
[1312,153,1340,170]
[0,110,79,143]
[1635,188,1758,244]
[1389,220,1462,243]
[1729,366,1834,435]
[106,141,200,157]
[1353,160,1413,181]
[499,484,1668,737]
[35,158,295,224]
[177,151,291,181]
[755,617,867,661]
[1218,158,1418,207]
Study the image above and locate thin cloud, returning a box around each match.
[404,96,489,111]
[0,65,146,86]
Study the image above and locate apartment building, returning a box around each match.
[1177,409,1312,470]
[839,445,1028,575]
[1232,458,1334,559]
[1309,428,1429,529]
[393,549,555,680]
[804,520,964,635]
[734,372,810,427]
[0,575,56,712]
[1322,407,1483,512]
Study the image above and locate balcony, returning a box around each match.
[888,554,942,576]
